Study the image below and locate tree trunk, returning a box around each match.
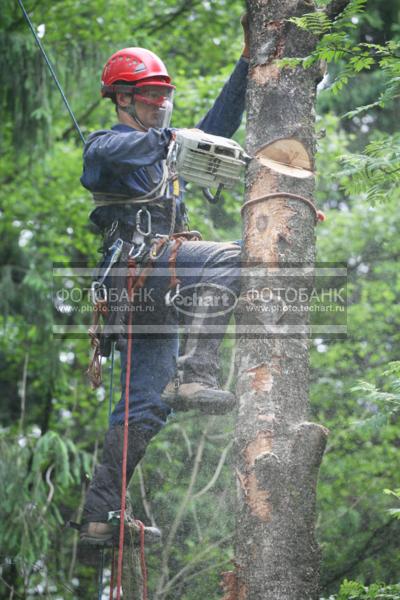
[229,2,341,598]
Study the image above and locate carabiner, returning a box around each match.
[136,208,152,237]
[96,238,123,287]
[129,242,146,259]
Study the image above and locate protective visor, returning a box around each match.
[133,83,174,129]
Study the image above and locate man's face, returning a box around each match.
[133,85,174,129]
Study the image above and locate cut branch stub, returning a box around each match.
[254,138,314,179]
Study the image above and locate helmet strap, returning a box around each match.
[119,99,148,131]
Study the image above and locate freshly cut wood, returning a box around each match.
[256,138,314,179]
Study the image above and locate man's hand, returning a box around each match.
[241,13,250,59]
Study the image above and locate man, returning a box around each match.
[79,19,249,544]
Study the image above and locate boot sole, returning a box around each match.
[163,390,235,415]
[79,526,162,547]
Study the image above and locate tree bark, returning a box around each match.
[228,1,341,598]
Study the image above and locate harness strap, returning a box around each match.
[93,162,170,207]
[92,191,164,208]
[168,236,184,290]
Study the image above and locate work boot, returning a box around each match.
[163,285,237,414]
[80,423,154,542]
[163,381,235,414]
[79,520,161,547]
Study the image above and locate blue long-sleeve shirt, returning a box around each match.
[81,57,248,232]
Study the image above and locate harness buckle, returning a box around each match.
[105,219,119,243]
[91,281,107,304]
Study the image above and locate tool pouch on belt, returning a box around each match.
[99,240,134,356]
[87,241,136,387]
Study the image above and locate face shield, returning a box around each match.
[133,83,174,129]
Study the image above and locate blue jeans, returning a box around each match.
[108,239,241,433]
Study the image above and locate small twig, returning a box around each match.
[191,504,203,542]
[158,534,233,596]
[0,575,22,599]
[41,464,55,516]
[68,482,86,582]
[19,352,29,434]
[224,342,237,391]
[171,424,193,458]
[155,423,212,598]
[192,441,233,500]
[59,100,100,140]
[146,0,202,35]
[137,464,157,528]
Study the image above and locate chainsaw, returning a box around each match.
[167,129,250,203]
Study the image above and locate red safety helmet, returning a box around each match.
[101,47,175,97]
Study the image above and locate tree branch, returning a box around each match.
[59,100,101,142]
[159,534,233,596]
[68,483,86,582]
[322,518,400,588]
[192,440,233,500]
[155,424,210,599]
[18,352,29,435]
[145,0,203,36]
[323,0,351,21]
[137,463,157,528]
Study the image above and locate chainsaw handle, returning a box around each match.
[202,184,224,204]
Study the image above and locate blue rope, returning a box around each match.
[97,548,105,600]
[98,342,115,598]
[17,0,86,145]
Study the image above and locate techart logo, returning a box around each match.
[171,283,238,318]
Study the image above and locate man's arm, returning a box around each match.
[83,127,172,174]
[195,57,248,138]
[196,15,249,138]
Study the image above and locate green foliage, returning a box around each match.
[286,0,399,105]
[321,579,400,599]
[0,428,91,567]
[339,134,400,204]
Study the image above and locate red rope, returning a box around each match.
[240,191,326,223]
[115,259,149,600]
[115,259,136,600]
[135,519,148,599]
